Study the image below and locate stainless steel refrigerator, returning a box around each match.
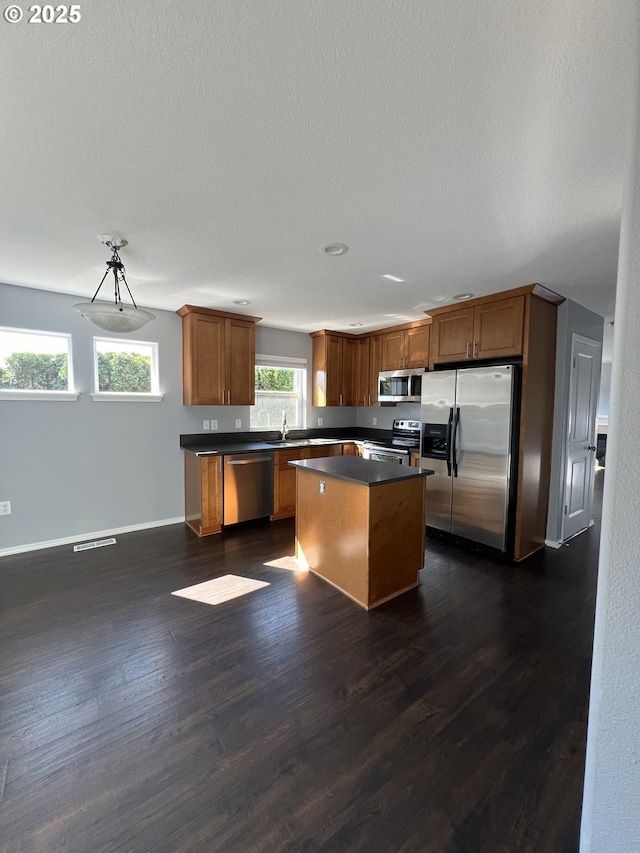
[420,364,519,554]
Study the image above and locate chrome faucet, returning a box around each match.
[281,411,289,441]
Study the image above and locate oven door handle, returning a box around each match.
[445,408,454,477]
[451,407,460,477]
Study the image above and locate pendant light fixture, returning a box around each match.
[74,236,155,333]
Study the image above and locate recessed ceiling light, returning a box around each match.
[320,242,348,256]
[453,292,475,300]
[382,274,405,283]
[233,299,251,305]
[349,322,364,327]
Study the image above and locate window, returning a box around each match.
[92,338,162,402]
[0,326,78,400]
[251,355,306,430]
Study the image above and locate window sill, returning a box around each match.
[0,390,80,401]
[91,392,164,403]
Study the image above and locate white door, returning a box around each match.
[562,335,601,541]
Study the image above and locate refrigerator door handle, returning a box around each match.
[451,407,460,477]
[445,407,454,477]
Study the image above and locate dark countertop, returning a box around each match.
[288,455,434,486]
[182,438,354,456]
[180,427,399,456]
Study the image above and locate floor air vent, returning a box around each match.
[73,537,117,552]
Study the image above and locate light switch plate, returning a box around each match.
[318,417,323,426]
[211,420,218,430]
[235,419,242,429]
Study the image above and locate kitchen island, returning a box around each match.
[289,456,433,610]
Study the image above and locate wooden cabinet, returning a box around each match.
[184,453,223,536]
[429,296,524,367]
[354,335,383,407]
[272,445,342,519]
[342,443,360,456]
[311,322,427,408]
[178,305,260,406]
[425,283,565,560]
[380,322,430,370]
[311,331,357,407]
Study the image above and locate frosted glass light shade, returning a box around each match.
[73,301,155,333]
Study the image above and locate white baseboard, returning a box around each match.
[0,517,185,558]
[545,538,563,549]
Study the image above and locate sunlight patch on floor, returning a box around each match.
[263,555,308,572]
[172,574,270,606]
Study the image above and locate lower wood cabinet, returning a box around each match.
[184,453,223,536]
[342,442,360,456]
[272,445,343,520]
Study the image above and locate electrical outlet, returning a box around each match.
[235,419,242,429]
[203,419,210,431]
[319,481,326,495]
[0,500,12,516]
[318,417,323,427]
[372,417,377,426]
[211,420,218,430]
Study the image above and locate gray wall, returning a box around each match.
[597,361,612,422]
[546,299,604,545]
[580,56,640,850]
[0,284,356,553]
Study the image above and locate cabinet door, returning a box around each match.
[183,313,225,405]
[226,317,256,406]
[430,308,474,366]
[380,329,405,370]
[405,324,430,368]
[341,336,357,406]
[369,334,382,405]
[325,334,344,406]
[355,336,371,406]
[272,464,296,519]
[184,454,223,536]
[473,296,524,359]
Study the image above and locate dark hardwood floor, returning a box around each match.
[0,473,603,852]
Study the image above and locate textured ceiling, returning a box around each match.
[1,0,636,333]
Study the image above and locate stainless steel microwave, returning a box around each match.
[378,368,425,403]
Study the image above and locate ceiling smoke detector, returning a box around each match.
[320,242,349,256]
[453,292,475,301]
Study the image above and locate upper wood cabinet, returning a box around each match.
[178,305,261,406]
[380,322,430,370]
[311,331,357,407]
[429,295,525,367]
[354,335,383,407]
[311,320,429,407]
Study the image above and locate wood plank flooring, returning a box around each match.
[0,473,603,852]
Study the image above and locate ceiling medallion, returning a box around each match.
[73,236,155,333]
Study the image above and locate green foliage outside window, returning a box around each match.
[98,352,151,392]
[255,367,294,392]
[0,352,68,390]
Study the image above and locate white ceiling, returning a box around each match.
[1,0,635,336]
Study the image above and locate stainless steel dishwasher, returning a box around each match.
[223,453,273,525]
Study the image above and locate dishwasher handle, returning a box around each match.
[225,456,273,465]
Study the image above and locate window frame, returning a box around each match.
[91,336,163,402]
[251,354,307,430]
[0,325,78,401]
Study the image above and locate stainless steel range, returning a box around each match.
[362,419,420,465]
